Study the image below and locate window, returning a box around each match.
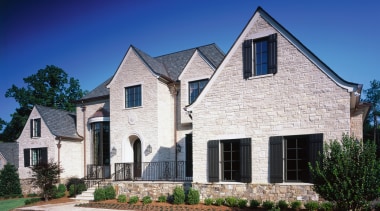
[208,138,251,183]
[30,118,41,137]
[125,85,142,108]
[243,33,277,78]
[24,147,47,167]
[92,122,110,166]
[269,134,323,183]
[189,79,208,104]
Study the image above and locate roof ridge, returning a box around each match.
[154,43,217,58]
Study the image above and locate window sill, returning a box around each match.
[124,106,143,110]
[247,73,274,80]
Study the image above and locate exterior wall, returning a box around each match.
[17,107,57,179]
[76,99,109,176]
[191,15,352,183]
[59,139,83,178]
[350,110,364,140]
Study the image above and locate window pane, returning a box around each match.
[189,79,208,104]
[125,85,142,108]
[254,39,269,76]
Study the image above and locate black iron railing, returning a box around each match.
[86,164,111,179]
[114,161,192,181]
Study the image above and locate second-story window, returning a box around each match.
[189,79,208,104]
[125,85,142,108]
[30,118,41,138]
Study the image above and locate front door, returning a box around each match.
[133,139,141,178]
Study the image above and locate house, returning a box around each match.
[0,105,84,193]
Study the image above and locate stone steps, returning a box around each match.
[72,186,95,203]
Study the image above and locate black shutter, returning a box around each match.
[36,118,41,137]
[41,147,48,164]
[240,138,252,183]
[269,136,283,183]
[24,148,30,167]
[243,40,253,79]
[308,133,323,182]
[268,33,277,74]
[185,134,193,177]
[30,119,33,138]
[208,140,219,182]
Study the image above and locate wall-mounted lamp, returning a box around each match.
[146,144,152,155]
[111,147,117,157]
[177,144,181,152]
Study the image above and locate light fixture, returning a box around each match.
[146,144,152,154]
[177,144,181,152]
[111,147,117,156]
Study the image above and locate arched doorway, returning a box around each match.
[133,139,141,178]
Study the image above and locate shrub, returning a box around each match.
[0,164,22,196]
[250,199,260,208]
[290,201,302,209]
[304,201,319,211]
[215,198,224,206]
[204,198,213,205]
[93,188,106,201]
[319,201,334,211]
[158,195,167,202]
[57,184,66,193]
[142,196,152,205]
[172,186,185,205]
[277,200,288,209]
[117,194,127,203]
[262,200,275,209]
[24,197,41,205]
[104,185,116,199]
[54,184,66,198]
[237,199,248,208]
[129,196,139,204]
[309,135,380,210]
[186,188,200,205]
[224,197,238,207]
[30,161,63,201]
[66,177,86,196]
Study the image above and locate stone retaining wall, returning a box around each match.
[113,181,318,202]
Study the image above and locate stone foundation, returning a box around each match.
[113,181,318,202]
[20,178,40,195]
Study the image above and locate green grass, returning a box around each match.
[0,198,28,211]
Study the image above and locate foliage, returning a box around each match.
[0,164,22,196]
[186,188,200,205]
[309,135,380,210]
[250,199,260,208]
[172,186,185,205]
[363,79,380,143]
[304,201,319,211]
[66,177,86,197]
[142,196,152,205]
[262,200,275,209]
[0,118,6,132]
[215,198,224,206]
[129,196,139,204]
[237,198,248,208]
[204,198,213,205]
[24,197,41,205]
[290,201,302,209]
[104,185,116,200]
[52,184,66,199]
[117,194,127,203]
[224,196,238,207]
[1,65,87,142]
[158,195,167,202]
[30,160,63,201]
[319,201,334,211]
[93,188,106,202]
[277,200,288,209]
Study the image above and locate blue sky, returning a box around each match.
[1,0,379,123]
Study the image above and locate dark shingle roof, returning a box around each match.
[80,77,112,101]
[35,105,82,140]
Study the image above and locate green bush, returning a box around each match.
[204,198,213,205]
[57,184,66,193]
[0,164,22,196]
[276,200,288,209]
[304,201,319,211]
[237,199,248,208]
[66,177,87,197]
[129,196,139,204]
[215,198,224,206]
[158,195,167,202]
[262,200,275,209]
[117,194,127,203]
[224,196,238,207]
[142,196,152,205]
[290,201,302,209]
[309,135,380,210]
[319,201,334,211]
[172,186,185,205]
[104,186,116,199]
[53,184,66,199]
[93,188,106,202]
[186,188,200,205]
[24,197,41,205]
[250,199,260,208]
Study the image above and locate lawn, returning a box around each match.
[0,198,28,211]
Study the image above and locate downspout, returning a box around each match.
[56,137,62,183]
[81,104,87,177]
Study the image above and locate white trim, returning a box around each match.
[88,117,110,124]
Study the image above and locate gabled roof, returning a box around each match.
[35,105,82,140]
[78,77,112,102]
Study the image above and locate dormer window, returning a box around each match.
[243,33,277,78]
[30,118,41,138]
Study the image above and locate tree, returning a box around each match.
[309,135,380,210]
[30,160,63,201]
[0,118,6,132]
[0,164,22,196]
[1,65,87,142]
[363,79,380,142]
